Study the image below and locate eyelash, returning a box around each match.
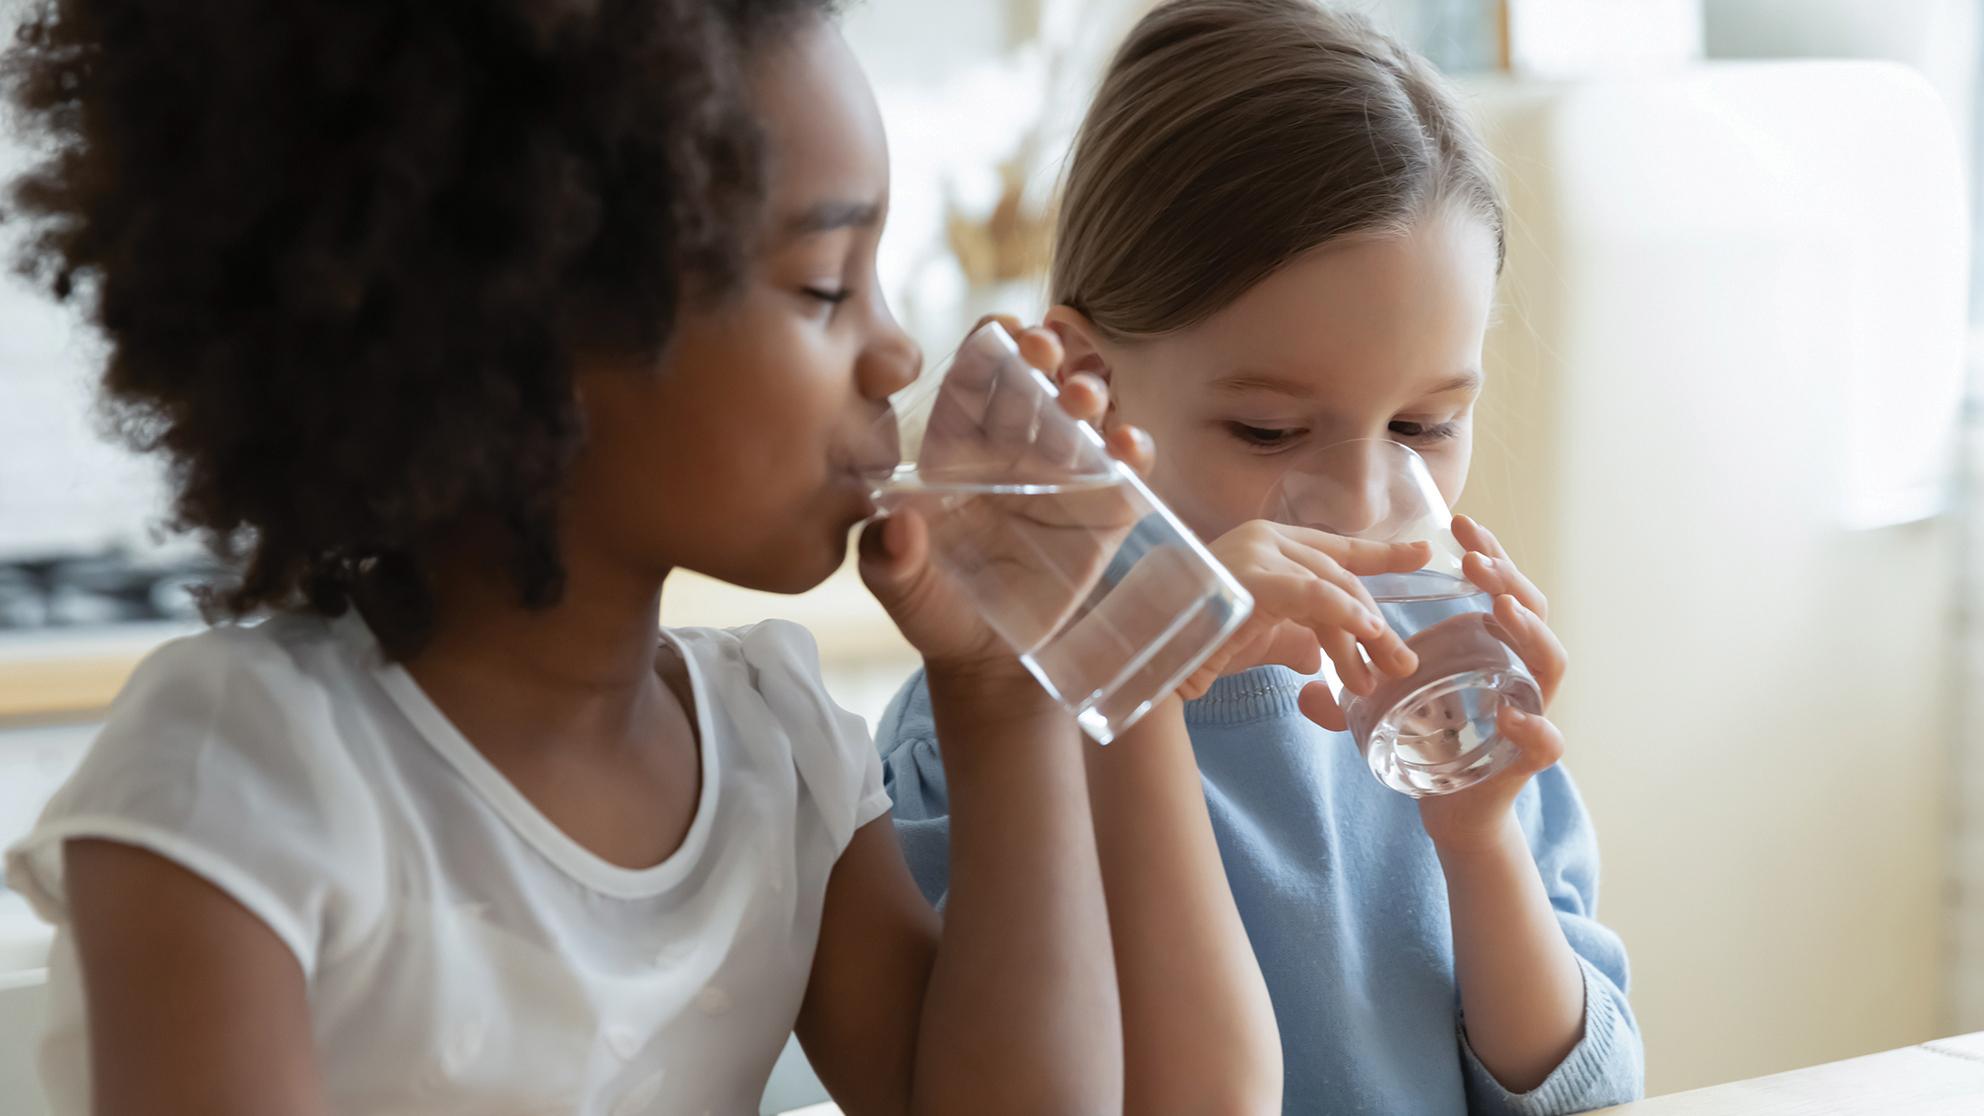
[1390,420,1461,442]
[803,286,853,307]
[1227,423,1302,448]
[1224,420,1462,450]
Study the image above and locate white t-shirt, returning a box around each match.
[5,610,891,1116]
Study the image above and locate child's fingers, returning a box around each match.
[1104,423,1155,477]
[973,312,1026,339]
[1056,371,1108,425]
[856,510,929,603]
[1320,627,1374,696]
[1455,515,1548,619]
[1024,372,1105,472]
[1178,617,1314,700]
[1202,618,1269,675]
[978,382,1043,455]
[1272,532,1384,619]
[975,315,1067,393]
[1016,327,1065,378]
[1209,619,1303,681]
[1268,545,1418,677]
[1452,514,1505,559]
[1259,572,1418,681]
[1464,549,1549,620]
[1493,593,1566,704]
[1253,572,1377,639]
[1463,550,1527,612]
[1460,549,1502,594]
[1298,680,1349,732]
[964,321,1073,455]
[1496,704,1566,776]
[1277,524,1431,578]
[1262,620,1324,677]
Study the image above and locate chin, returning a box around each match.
[735,530,849,596]
[776,549,845,594]
[702,491,866,595]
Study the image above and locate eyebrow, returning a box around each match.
[1428,370,1484,395]
[1211,372,1317,398]
[778,200,883,239]
[1211,369,1483,398]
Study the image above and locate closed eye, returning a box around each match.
[1390,420,1461,442]
[1226,422,1305,449]
[803,286,853,306]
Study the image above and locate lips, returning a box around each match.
[836,469,880,521]
[847,457,898,484]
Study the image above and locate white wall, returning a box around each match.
[0,0,162,558]
[0,135,171,560]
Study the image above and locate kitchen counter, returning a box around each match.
[0,564,910,724]
[1595,1031,1984,1114]
[0,622,199,724]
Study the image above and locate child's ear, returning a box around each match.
[1044,305,1112,387]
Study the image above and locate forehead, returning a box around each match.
[747,23,889,212]
[1174,212,1499,397]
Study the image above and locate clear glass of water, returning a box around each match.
[1266,439,1539,796]
[864,324,1251,743]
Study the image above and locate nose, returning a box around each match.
[1278,442,1393,537]
[1327,446,1390,536]
[857,305,921,402]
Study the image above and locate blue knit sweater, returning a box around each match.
[877,665,1644,1115]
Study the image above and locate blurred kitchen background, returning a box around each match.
[2,0,1981,1112]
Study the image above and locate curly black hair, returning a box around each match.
[3,0,837,657]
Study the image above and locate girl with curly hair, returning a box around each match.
[0,2,1283,1112]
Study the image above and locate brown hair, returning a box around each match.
[1052,0,1505,339]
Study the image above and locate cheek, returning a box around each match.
[593,329,836,540]
[1107,372,1274,539]
[679,311,847,475]
[1145,429,1281,543]
[1428,435,1474,509]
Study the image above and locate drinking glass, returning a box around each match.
[1265,439,1538,795]
[865,323,1251,743]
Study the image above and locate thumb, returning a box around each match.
[1298,680,1349,733]
[857,510,931,613]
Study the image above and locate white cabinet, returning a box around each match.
[1463,62,1965,1092]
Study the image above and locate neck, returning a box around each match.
[407,536,669,722]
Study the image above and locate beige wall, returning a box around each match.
[1463,66,1963,1092]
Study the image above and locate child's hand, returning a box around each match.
[1175,521,1429,713]
[1415,515,1570,853]
[859,316,1155,678]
